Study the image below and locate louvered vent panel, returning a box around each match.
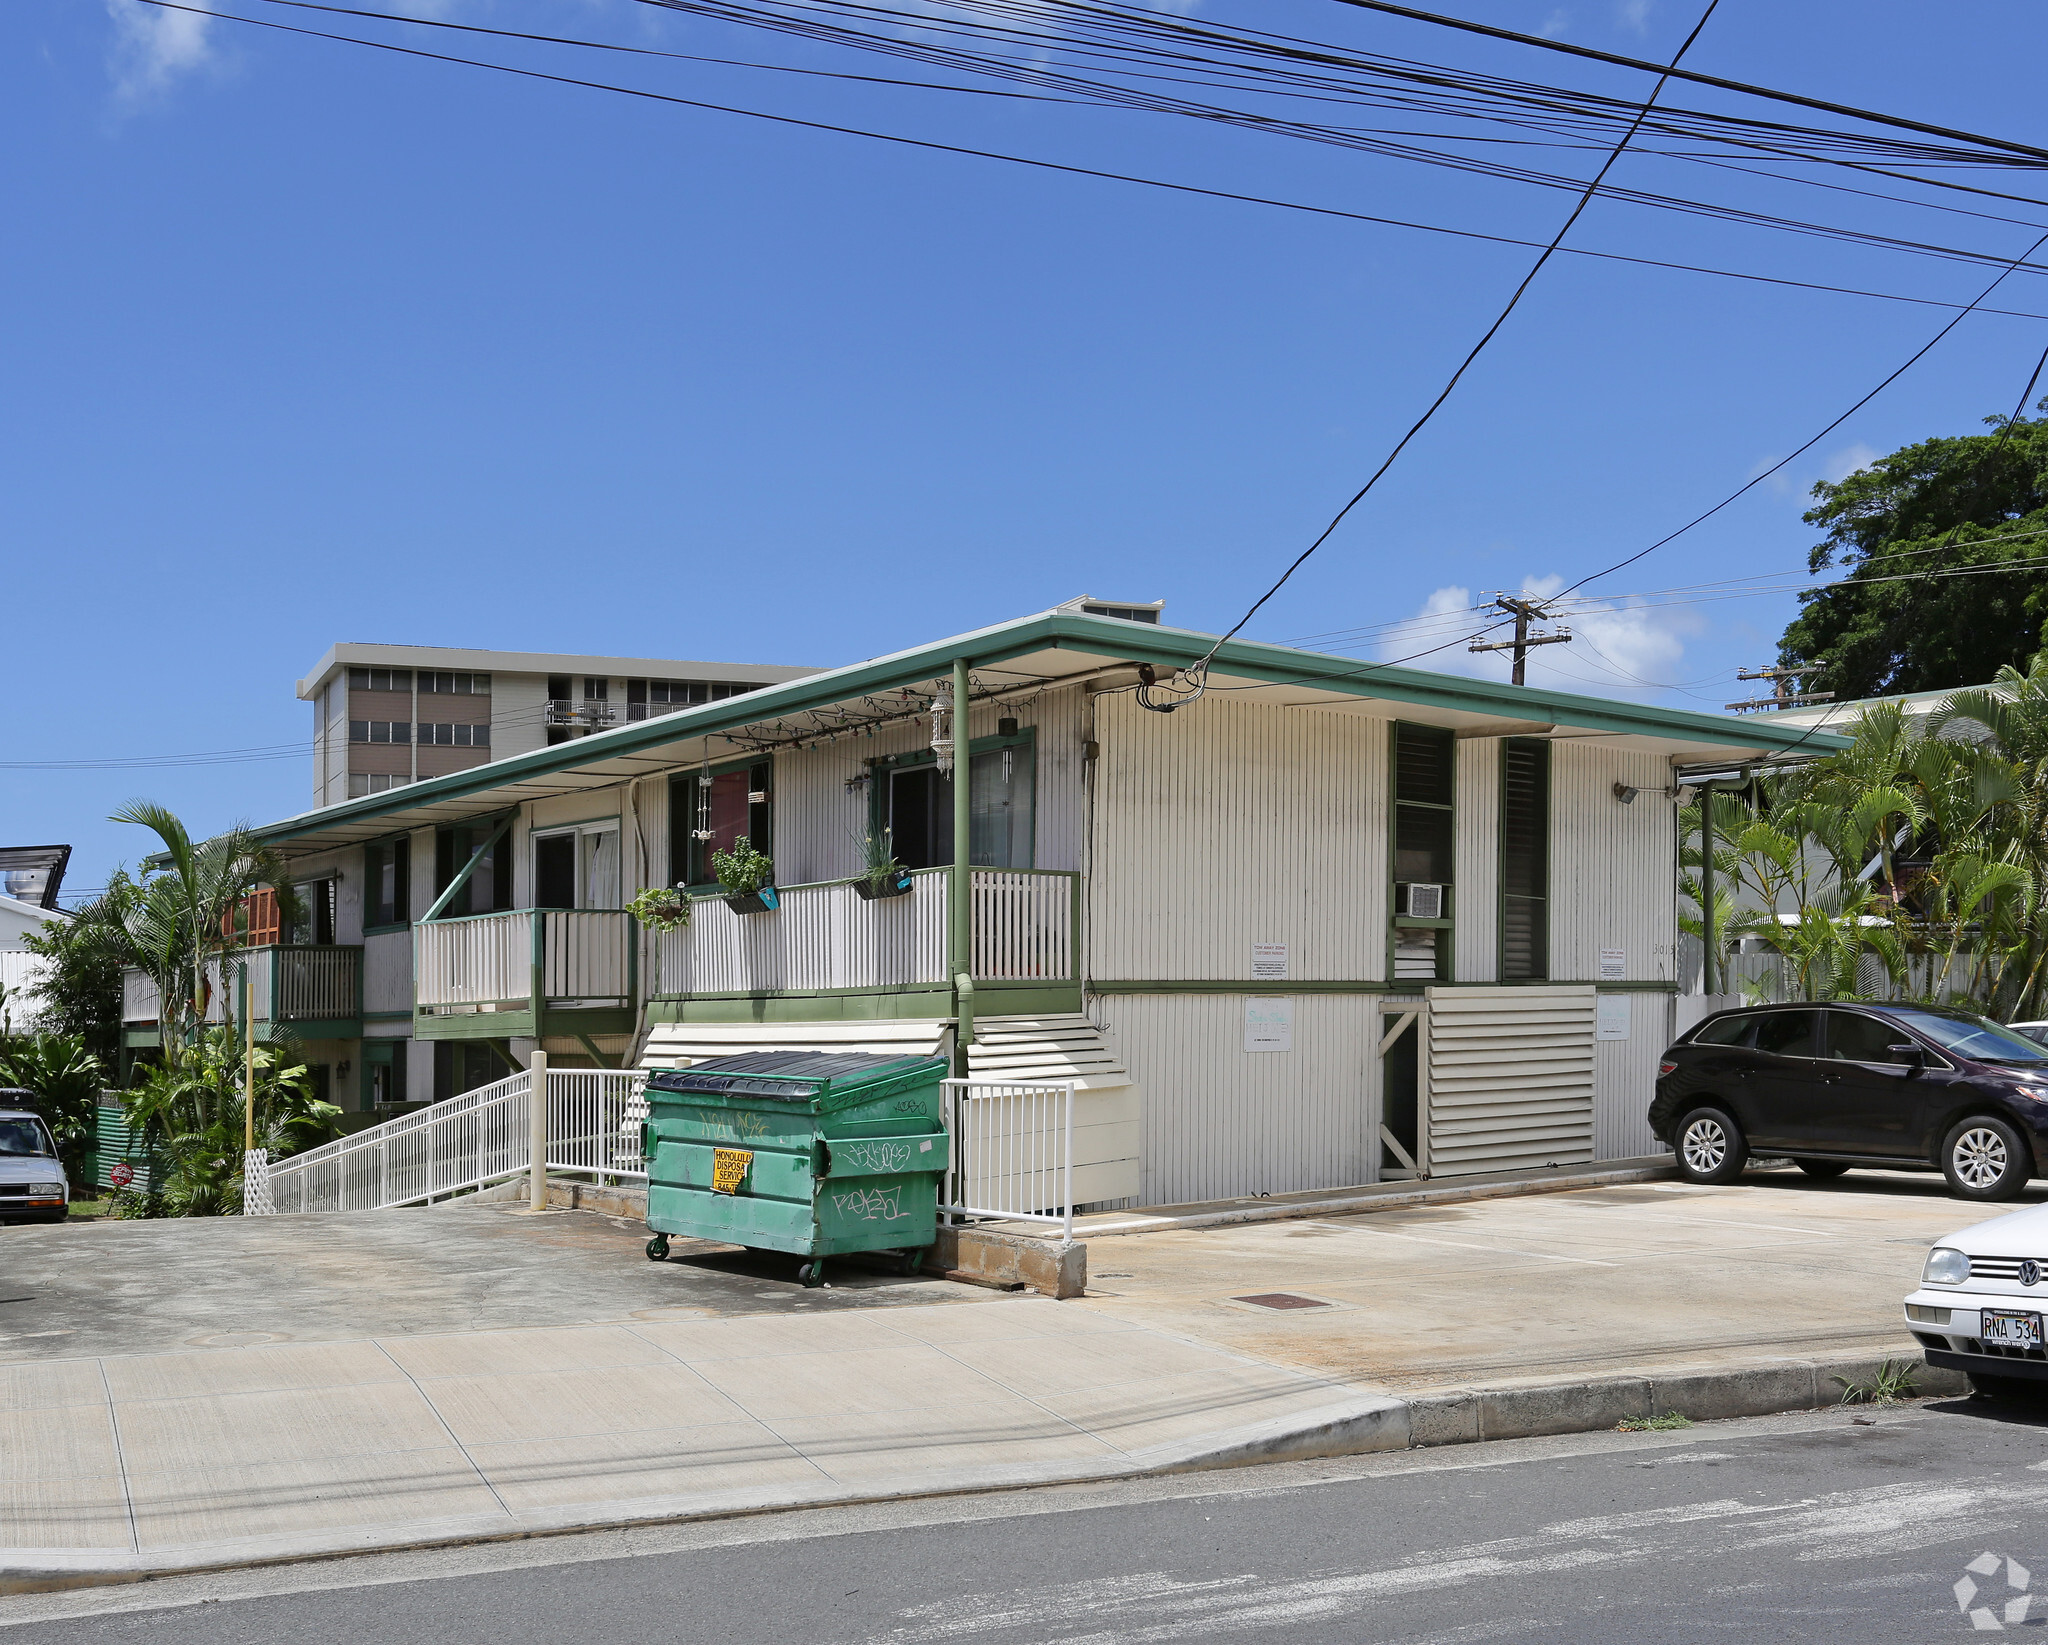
[1426,986,1596,1176]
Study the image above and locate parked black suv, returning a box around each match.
[1650,1002,2048,1201]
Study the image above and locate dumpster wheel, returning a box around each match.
[798,1260,827,1288]
[645,1235,670,1262]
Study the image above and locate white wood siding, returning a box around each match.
[1424,985,1595,1175]
[1549,742,1678,983]
[361,930,413,1016]
[1089,694,1389,983]
[1087,993,1379,1205]
[1453,737,1501,982]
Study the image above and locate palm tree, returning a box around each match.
[108,802,299,1060]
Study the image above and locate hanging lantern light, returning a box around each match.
[692,756,715,840]
[930,681,955,776]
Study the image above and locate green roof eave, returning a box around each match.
[247,609,1847,848]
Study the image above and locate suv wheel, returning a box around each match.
[1942,1116,2033,1202]
[1674,1105,1748,1185]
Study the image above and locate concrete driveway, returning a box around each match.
[0,1201,991,1365]
[1069,1165,2021,1395]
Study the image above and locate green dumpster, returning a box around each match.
[641,1051,949,1286]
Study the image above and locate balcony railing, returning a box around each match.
[415,909,633,1014]
[651,868,1077,997]
[119,946,361,1028]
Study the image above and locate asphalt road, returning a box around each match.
[13,1395,2048,1643]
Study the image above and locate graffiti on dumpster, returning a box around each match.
[830,1185,908,1223]
[703,1109,772,1143]
[834,1140,915,1175]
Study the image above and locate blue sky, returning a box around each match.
[7,0,2047,893]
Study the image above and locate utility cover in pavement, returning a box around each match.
[1233,1293,1331,1310]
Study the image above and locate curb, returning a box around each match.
[0,1346,1964,1597]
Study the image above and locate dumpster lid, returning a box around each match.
[647,1051,941,1101]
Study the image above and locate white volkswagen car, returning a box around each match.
[1907,1202,2048,1397]
[0,1097,69,1225]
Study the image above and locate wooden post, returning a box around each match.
[528,1048,549,1212]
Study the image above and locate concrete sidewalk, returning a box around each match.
[3,1298,1396,1589]
[0,1164,2005,1591]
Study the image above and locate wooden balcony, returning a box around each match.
[413,909,636,1045]
[121,945,362,1047]
[649,869,1081,1020]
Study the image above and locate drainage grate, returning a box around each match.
[1232,1293,1330,1310]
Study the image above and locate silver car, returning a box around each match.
[0,1096,69,1224]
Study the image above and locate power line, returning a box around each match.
[140,1,2048,325]
[1143,0,1722,712]
[1321,0,2048,169]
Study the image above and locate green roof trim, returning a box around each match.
[250,609,1850,847]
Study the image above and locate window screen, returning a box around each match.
[365,837,410,927]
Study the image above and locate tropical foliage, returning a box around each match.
[711,838,775,896]
[120,1028,339,1217]
[0,1033,102,1182]
[1687,654,2048,1015]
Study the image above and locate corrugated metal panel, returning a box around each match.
[1087,992,1377,1204]
[361,929,413,1016]
[1090,694,1389,982]
[1425,985,1594,1175]
[1594,989,1673,1161]
[1454,737,1500,981]
[770,684,1086,887]
[1548,742,1677,983]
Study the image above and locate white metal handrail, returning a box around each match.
[938,1078,1075,1242]
[267,1067,648,1212]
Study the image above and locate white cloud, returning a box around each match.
[1615,0,1652,31]
[1536,10,1571,38]
[105,0,215,101]
[1820,442,1878,483]
[1379,573,1703,700]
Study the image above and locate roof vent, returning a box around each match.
[1058,595,1164,625]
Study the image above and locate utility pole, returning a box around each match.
[1725,663,1832,713]
[1468,595,1573,685]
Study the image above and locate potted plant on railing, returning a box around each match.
[852,827,912,902]
[712,840,779,914]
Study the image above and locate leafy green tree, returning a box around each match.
[16,873,134,1070]
[0,1035,103,1181]
[122,1028,339,1216]
[1778,408,2048,698]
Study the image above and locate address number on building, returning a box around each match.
[711,1148,753,1195]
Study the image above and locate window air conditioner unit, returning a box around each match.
[1398,882,1444,919]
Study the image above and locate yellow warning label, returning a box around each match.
[711,1148,753,1195]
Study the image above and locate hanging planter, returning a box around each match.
[712,840,778,915]
[854,870,913,902]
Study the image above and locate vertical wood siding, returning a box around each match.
[1453,738,1501,982]
[1090,694,1389,983]
[1087,992,1379,1204]
[1548,742,1678,983]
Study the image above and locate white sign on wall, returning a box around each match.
[1596,994,1633,1041]
[1245,997,1293,1053]
[1251,943,1289,981]
[1599,947,1626,981]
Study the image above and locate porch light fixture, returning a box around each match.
[1612,783,1640,805]
[930,682,956,776]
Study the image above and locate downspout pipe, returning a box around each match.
[950,657,973,1081]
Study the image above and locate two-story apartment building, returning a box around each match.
[131,609,1843,1206]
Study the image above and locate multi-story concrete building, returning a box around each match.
[298,644,819,807]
